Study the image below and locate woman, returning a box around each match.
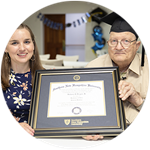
[1,24,44,136]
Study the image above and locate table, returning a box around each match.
[63,61,89,68]
[37,137,114,150]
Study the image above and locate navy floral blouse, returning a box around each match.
[3,69,32,123]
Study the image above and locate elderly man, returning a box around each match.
[83,12,149,140]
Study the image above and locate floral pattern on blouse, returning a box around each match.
[3,69,32,123]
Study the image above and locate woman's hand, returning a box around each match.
[9,109,34,136]
[82,135,104,141]
[19,122,35,136]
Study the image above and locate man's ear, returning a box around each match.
[136,41,141,52]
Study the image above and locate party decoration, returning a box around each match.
[89,7,107,54]
[37,12,88,30]
[81,16,87,23]
[77,19,81,25]
[88,7,107,24]
[36,6,107,30]
[85,12,91,18]
[66,23,72,27]
[91,25,106,53]
[37,13,64,30]
[73,21,76,27]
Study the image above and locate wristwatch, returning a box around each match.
[136,98,145,111]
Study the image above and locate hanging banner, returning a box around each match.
[37,13,64,30]
[37,7,107,30]
[37,12,87,30]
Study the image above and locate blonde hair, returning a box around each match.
[1,24,44,91]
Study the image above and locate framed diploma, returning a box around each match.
[28,67,126,138]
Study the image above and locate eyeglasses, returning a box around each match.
[107,39,136,48]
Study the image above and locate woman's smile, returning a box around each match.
[17,53,28,57]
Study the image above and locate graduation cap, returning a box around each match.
[89,7,107,24]
[100,12,145,66]
[100,12,138,39]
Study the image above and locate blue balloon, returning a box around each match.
[92,42,104,52]
[91,25,105,53]
[92,32,103,41]
[95,42,104,49]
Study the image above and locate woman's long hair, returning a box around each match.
[1,24,44,91]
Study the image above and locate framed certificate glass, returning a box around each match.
[28,67,126,138]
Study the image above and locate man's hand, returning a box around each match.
[118,80,143,107]
[82,135,104,141]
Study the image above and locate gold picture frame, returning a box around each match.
[28,67,126,138]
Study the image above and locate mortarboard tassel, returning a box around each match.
[141,45,145,66]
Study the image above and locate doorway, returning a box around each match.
[44,14,65,59]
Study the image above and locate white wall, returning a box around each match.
[23,1,112,62]
[66,13,85,45]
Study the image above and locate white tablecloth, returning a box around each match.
[37,137,114,150]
